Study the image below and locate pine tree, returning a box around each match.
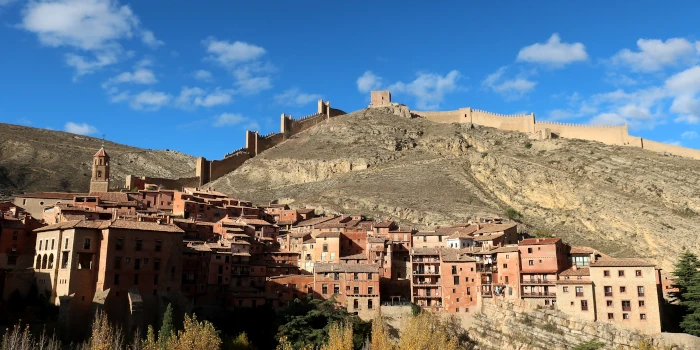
[159,303,175,345]
[680,271,700,336]
[671,251,699,303]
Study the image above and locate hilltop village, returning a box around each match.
[0,138,675,340]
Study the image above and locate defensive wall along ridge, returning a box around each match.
[407,102,700,160]
[195,99,346,185]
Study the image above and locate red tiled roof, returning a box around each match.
[295,216,336,227]
[559,267,590,276]
[519,238,561,246]
[89,192,129,203]
[296,208,315,214]
[105,219,185,233]
[556,280,594,285]
[367,237,385,243]
[238,218,272,226]
[316,231,341,238]
[340,253,368,260]
[94,147,108,157]
[373,221,395,228]
[474,223,517,235]
[414,231,449,236]
[570,246,596,255]
[473,232,504,241]
[590,258,656,267]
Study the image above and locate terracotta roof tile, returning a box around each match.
[490,245,520,253]
[106,219,185,233]
[590,258,656,267]
[340,253,368,260]
[474,223,517,235]
[559,267,590,276]
[316,232,341,238]
[93,147,108,157]
[89,192,129,203]
[414,231,448,236]
[367,237,385,243]
[296,208,315,214]
[570,246,596,255]
[556,280,594,285]
[373,221,395,228]
[473,232,504,241]
[411,247,441,255]
[295,216,336,227]
[16,192,84,200]
[519,238,561,246]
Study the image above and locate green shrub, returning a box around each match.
[505,207,523,221]
[525,142,532,149]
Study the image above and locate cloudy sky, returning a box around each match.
[1,0,699,158]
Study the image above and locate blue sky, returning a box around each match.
[1,0,699,159]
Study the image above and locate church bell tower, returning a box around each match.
[89,143,110,193]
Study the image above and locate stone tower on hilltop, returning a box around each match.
[90,146,110,192]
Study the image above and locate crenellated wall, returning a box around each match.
[409,100,700,160]
[195,99,347,185]
[125,175,201,191]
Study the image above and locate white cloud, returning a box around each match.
[175,86,234,109]
[274,88,322,107]
[203,37,266,66]
[141,30,164,49]
[389,70,461,109]
[212,113,258,129]
[64,121,98,135]
[130,90,171,111]
[612,38,699,72]
[357,71,382,93]
[103,68,157,86]
[193,69,213,82]
[232,63,274,94]
[681,131,698,140]
[20,0,158,77]
[547,109,573,121]
[482,66,536,100]
[604,72,638,87]
[517,33,588,67]
[665,66,700,94]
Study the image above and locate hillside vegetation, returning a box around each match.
[210,107,700,270]
[0,123,196,198]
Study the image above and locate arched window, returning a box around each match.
[99,159,103,166]
[97,170,102,178]
[48,254,54,269]
[41,254,48,269]
[35,255,41,269]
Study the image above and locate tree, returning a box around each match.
[370,308,393,350]
[504,207,523,221]
[321,323,353,350]
[229,332,256,350]
[671,251,700,303]
[680,272,700,336]
[172,314,222,350]
[397,312,459,350]
[159,303,175,344]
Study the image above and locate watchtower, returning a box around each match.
[370,90,391,107]
[89,145,110,193]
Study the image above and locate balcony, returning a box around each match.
[522,292,556,298]
[604,292,613,297]
[413,270,440,275]
[412,258,440,263]
[575,292,584,297]
[482,291,493,298]
[477,265,498,273]
[520,279,555,285]
[622,306,632,312]
[413,294,442,298]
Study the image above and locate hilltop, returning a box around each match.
[0,123,196,198]
[210,106,700,270]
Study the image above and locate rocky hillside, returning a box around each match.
[210,107,700,270]
[0,123,196,198]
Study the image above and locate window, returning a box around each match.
[323,244,328,252]
[639,300,645,307]
[83,238,91,250]
[581,300,588,311]
[623,313,629,320]
[620,286,626,293]
[452,265,457,274]
[135,239,143,251]
[353,286,359,294]
[64,238,69,249]
[354,273,359,280]
[39,241,42,250]
[154,259,160,270]
[454,276,460,285]
[368,299,373,310]
[114,257,122,269]
[622,300,631,311]
[12,231,18,241]
[604,286,613,297]
[368,286,374,295]
[505,276,509,283]
[144,258,149,264]
[330,252,335,261]
[368,273,373,280]
[528,260,534,266]
[322,284,328,294]
[607,313,614,320]
[135,259,141,270]
[640,313,646,320]
[61,251,69,269]
[116,238,123,251]
[51,239,55,249]
[618,270,625,277]
[503,263,508,269]
[563,286,569,293]
[527,248,533,253]
[333,284,340,294]
[321,252,327,261]
[333,272,340,280]
[637,286,645,297]
[604,270,610,277]
[606,300,613,307]
[114,274,120,285]
[635,270,642,277]
[155,240,162,252]
[353,299,359,310]
[154,274,159,284]
[575,286,584,297]
[467,287,471,295]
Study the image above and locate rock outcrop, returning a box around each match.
[209,108,700,270]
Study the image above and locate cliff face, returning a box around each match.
[209,107,700,270]
[0,123,196,198]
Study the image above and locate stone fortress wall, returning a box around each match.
[368,91,700,160]
[195,100,346,185]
